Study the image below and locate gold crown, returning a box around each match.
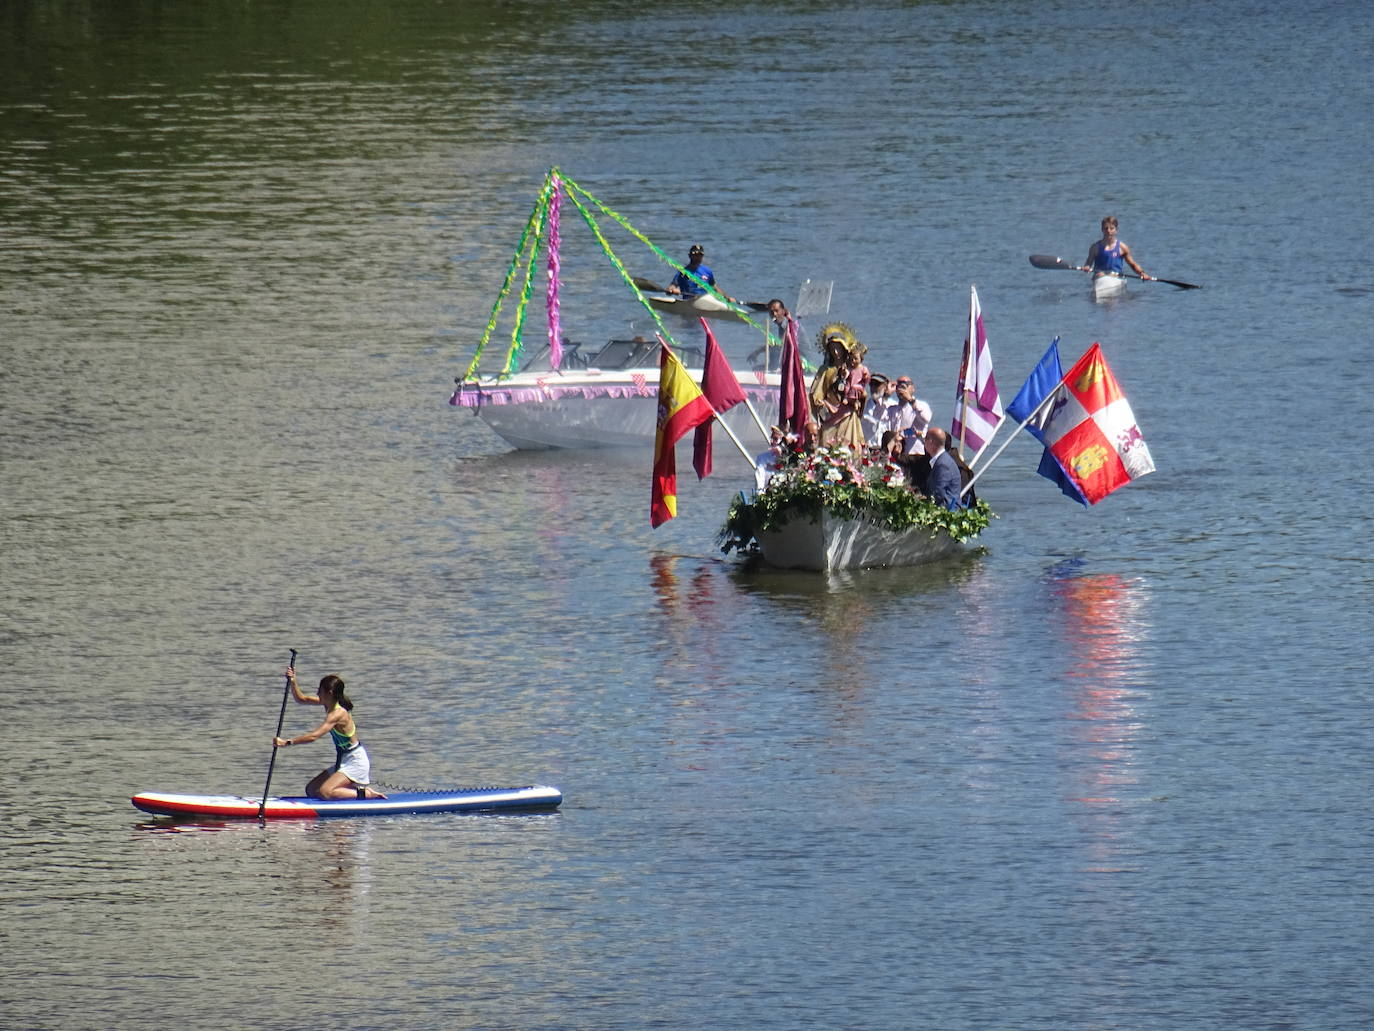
[816,322,863,359]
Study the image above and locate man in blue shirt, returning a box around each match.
[667,244,716,297]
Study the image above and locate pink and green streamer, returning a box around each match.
[462,174,554,381]
[545,174,563,370]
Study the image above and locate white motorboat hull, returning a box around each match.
[452,368,779,450]
[754,510,970,572]
[1092,274,1127,302]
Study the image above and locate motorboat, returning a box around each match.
[449,169,813,451]
[452,336,779,450]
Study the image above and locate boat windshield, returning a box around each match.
[516,337,705,372]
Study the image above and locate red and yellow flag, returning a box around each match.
[651,344,716,527]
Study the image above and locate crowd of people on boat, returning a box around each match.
[752,322,973,510]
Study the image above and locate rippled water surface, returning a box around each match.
[3,1,1372,1029]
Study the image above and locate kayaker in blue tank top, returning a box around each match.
[1086,216,1151,281]
[666,243,734,301]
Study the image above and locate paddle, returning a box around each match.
[258,647,297,821]
[1028,253,1201,290]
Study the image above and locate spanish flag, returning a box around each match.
[651,343,716,527]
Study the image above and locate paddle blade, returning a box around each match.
[633,276,665,293]
[1029,254,1074,270]
[1157,277,1202,290]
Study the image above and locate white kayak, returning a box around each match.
[1092,274,1127,302]
[645,291,756,320]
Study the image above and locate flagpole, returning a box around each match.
[690,321,770,446]
[741,396,771,445]
[956,285,974,458]
[723,316,771,444]
[958,367,1070,498]
[703,318,770,445]
[703,395,759,471]
[969,425,999,468]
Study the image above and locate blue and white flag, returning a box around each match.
[1006,338,1089,506]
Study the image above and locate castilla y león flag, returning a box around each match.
[651,344,716,527]
[1037,343,1155,505]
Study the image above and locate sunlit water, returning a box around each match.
[2,2,1372,1029]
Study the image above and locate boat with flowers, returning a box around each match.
[450,168,797,451]
[720,444,993,572]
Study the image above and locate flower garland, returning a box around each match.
[719,444,994,555]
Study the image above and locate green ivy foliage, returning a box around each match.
[718,445,994,556]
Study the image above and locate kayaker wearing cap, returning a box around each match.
[667,244,717,298]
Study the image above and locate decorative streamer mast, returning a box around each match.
[451,168,784,452]
[460,167,768,384]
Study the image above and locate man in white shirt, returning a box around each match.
[754,425,792,490]
[880,377,933,454]
[861,374,894,445]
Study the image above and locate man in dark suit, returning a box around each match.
[922,426,963,510]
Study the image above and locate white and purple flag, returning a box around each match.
[950,285,1003,461]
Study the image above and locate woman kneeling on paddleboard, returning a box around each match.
[273,669,386,800]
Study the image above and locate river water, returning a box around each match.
[3,1,1372,1029]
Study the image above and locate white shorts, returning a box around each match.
[335,744,371,786]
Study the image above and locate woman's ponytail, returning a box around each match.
[319,674,354,711]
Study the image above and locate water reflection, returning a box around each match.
[134,817,374,933]
[647,552,744,686]
[727,549,987,607]
[1045,560,1153,873]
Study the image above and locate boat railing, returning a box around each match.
[467,337,728,381]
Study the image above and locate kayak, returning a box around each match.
[131,785,562,820]
[1092,274,1127,302]
[644,291,760,320]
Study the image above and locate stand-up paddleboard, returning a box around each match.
[132,785,562,820]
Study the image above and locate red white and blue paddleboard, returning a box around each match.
[131,785,562,820]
